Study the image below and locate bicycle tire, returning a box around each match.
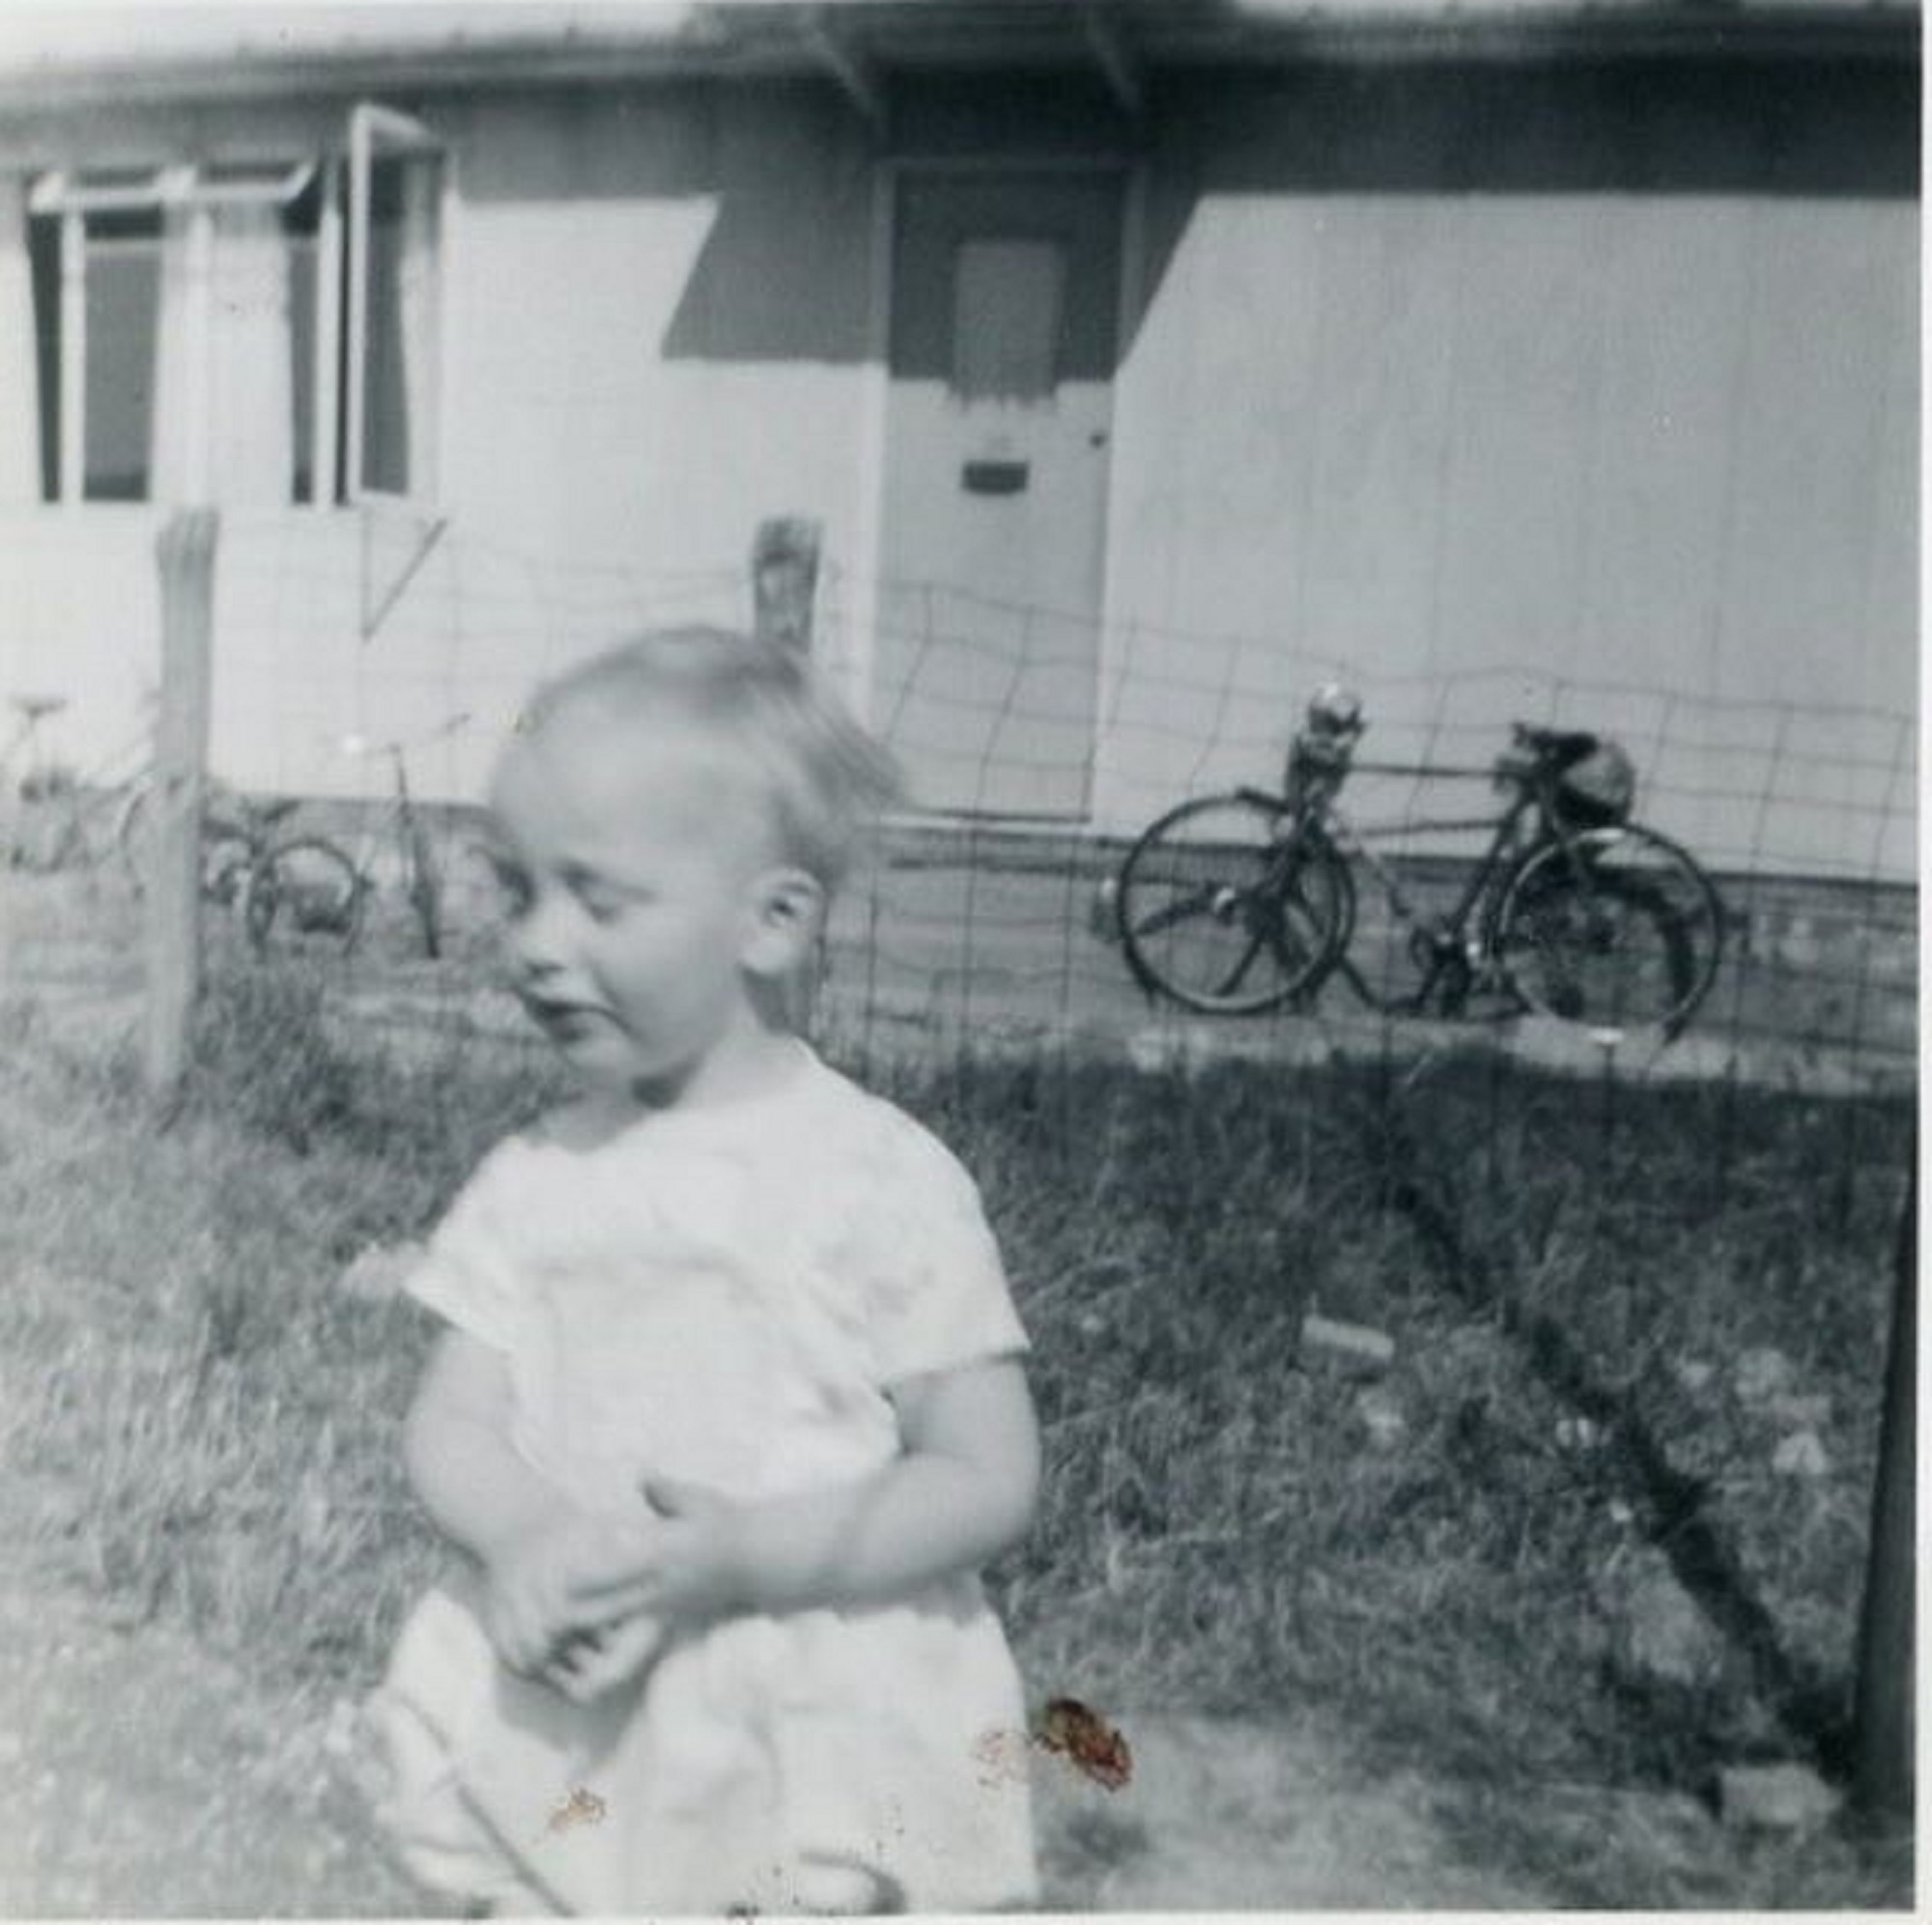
[198,822,255,910]
[242,836,364,958]
[10,794,86,873]
[1115,792,1353,1015]
[120,793,258,905]
[1491,823,1723,1038]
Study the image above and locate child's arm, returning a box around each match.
[405,1327,655,1674]
[566,1355,1039,1626]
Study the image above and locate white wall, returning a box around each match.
[1,66,1916,883]
[1093,70,1918,881]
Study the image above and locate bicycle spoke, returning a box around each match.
[1126,885,1224,943]
[1212,929,1270,1000]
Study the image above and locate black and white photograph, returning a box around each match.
[0,0,1916,1911]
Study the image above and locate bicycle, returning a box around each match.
[1113,687,1724,1040]
[242,715,469,959]
[0,694,146,874]
[2,690,322,910]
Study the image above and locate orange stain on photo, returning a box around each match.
[542,1786,608,1838]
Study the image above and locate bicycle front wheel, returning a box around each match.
[1116,793,1352,1015]
[1492,824,1723,1038]
[243,837,364,958]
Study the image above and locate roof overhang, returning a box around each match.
[0,0,1916,115]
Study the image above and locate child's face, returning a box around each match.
[486,705,794,1103]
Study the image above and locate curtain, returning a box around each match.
[0,176,43,505]
[207,203,294,502]
[148,205,196,500]
[152,201,294,504]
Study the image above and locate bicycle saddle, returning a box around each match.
[11,694,67,722]
[1511,723,1600,764]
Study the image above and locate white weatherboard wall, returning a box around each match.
[1093,75,1918,883]
[1,82,883,807]
[440,86,876,646]
[1097,186,1918,874]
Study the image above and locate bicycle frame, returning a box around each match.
[337,715,466,956]
[1269,751,1578,1018]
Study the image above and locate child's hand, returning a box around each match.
[541,1609,670,1705]
[562,1478,747,1629]
[482,1510,658,1677]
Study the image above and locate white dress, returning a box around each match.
[364,1045,1038,1914]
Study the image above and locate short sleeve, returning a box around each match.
[851,1117,1029,1385]
[404,1140,529,1354]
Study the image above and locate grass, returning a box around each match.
[0,966,1913,1909]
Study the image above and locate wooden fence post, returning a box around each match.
[1852,1150,1915,1819]
[751,517,823,1036]
[144,508,218,1103]
[752,516,821,656]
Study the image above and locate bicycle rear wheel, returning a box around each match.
[1492,824,1723,1038]
[243,836,364,957]
[1115,793,1352,1015]
[120,793,258,907]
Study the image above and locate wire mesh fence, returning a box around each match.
[0,510,1915,1116]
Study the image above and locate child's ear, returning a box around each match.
[741,865,824,977]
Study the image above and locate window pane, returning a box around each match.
[952,237,1065,404]
[360,151,440,496]
[288,233,316,503]
[84,239,159,500]
[27,214,59,501]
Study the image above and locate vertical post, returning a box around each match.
[752,517,824,1037]
[144,509,218,1103]
[1852,1150,1915,1819]
[752,516,821,655]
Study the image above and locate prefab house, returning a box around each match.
[0,0,1917,883]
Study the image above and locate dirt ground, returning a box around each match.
[0,1539,1566,1915]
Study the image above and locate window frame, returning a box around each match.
[28,160,319,506]
[25,94,449,515]
[344,101,445,513]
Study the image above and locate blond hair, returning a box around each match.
[521,626,901,891]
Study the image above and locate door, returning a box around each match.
[875,169,1122,817]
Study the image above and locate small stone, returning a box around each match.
[1604,1549,1725,1688]
[1734,1347,1794,1404]
[1768,1392,1833,1430]
[1555,1415,1605,1452]
[1354,1386,1407,1449]
[1772,1430,1831,1478]
[1718,1762,1843,1832]
[321,1697,361,1761]
[1302,1312,1396,1377]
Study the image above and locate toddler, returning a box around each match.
[365,628,1040,1914]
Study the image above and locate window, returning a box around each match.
[347,104,442,505]
[19,102,442,508]
[951,237,1065,404]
